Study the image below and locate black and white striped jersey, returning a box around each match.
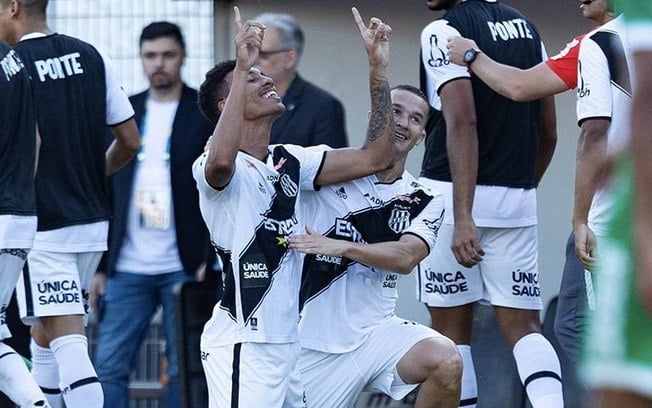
[299,170,445,353]
[193,145,325,346]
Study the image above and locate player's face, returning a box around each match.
[579,0,607,21]
[243,67,286,120]
[140,36,185,90]
[426,0,460,11]
[391,89,428,156]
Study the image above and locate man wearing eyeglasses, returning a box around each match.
[252,13,348,149]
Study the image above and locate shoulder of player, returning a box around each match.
[584,16,624,42]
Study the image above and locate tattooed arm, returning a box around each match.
[316,8,395,186]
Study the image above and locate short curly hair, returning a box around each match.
[197,60,236,125]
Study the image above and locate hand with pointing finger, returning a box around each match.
[351,7,392,68]
[233,6,265,71]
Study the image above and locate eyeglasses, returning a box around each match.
[258,48,292,58]
[581,0,594,4]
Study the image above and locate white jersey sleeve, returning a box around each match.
[420,20,469,110]
[576,37,612,124]
[98,49,135,126]
[192,152,219,198]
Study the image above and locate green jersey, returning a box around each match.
[582,159,652,398]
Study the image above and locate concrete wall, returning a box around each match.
[232,0,593,324]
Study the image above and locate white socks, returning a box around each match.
[0,341,50,407]
[50,334,103,408]
[457,345,478,408]
[30,340,63,408]
[513,333,564,408]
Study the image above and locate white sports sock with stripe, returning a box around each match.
[30,340,63,408]
[457,345,478,408]
[513,333,564,408]
[50,334,103,408]
[0,341,50,407]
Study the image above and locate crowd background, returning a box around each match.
[48,0,589,327]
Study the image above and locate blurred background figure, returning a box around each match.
[91,21,214,408]
[253,12,349,148]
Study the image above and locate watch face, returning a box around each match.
[463,49,477,64]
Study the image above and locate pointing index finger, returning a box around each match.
[234,6,242,30]
[351,7,366,33]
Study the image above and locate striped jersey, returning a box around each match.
[299,169,445,353]
[193,145,325,346]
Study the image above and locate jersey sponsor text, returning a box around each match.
[422,269,469,295]
[511,269,540,297]
[37,279,82,305]
[315,254,342,265]
[334,218,366,243]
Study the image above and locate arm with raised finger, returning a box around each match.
[315,8,395,186]
[204,6,266,189]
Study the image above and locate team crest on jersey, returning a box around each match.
[388,207,411,233]
[279,173,298,197]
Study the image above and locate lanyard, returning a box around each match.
[137,100,173,162]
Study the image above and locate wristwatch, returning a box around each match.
[462,48,480,66]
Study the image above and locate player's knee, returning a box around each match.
[424,337,462,383]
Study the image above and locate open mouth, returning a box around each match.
[395,132,408,141]
[261,89,279,99]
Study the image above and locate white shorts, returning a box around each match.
[299,316,440,407]
[201,341,306,408]
[0,249,29,340]
[418,224,542,310]
[16,250,101,326]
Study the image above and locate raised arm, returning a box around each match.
[204,6,265,189]
[315,7,394,186]
[447,37,569,102]
[290,227,429,275]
